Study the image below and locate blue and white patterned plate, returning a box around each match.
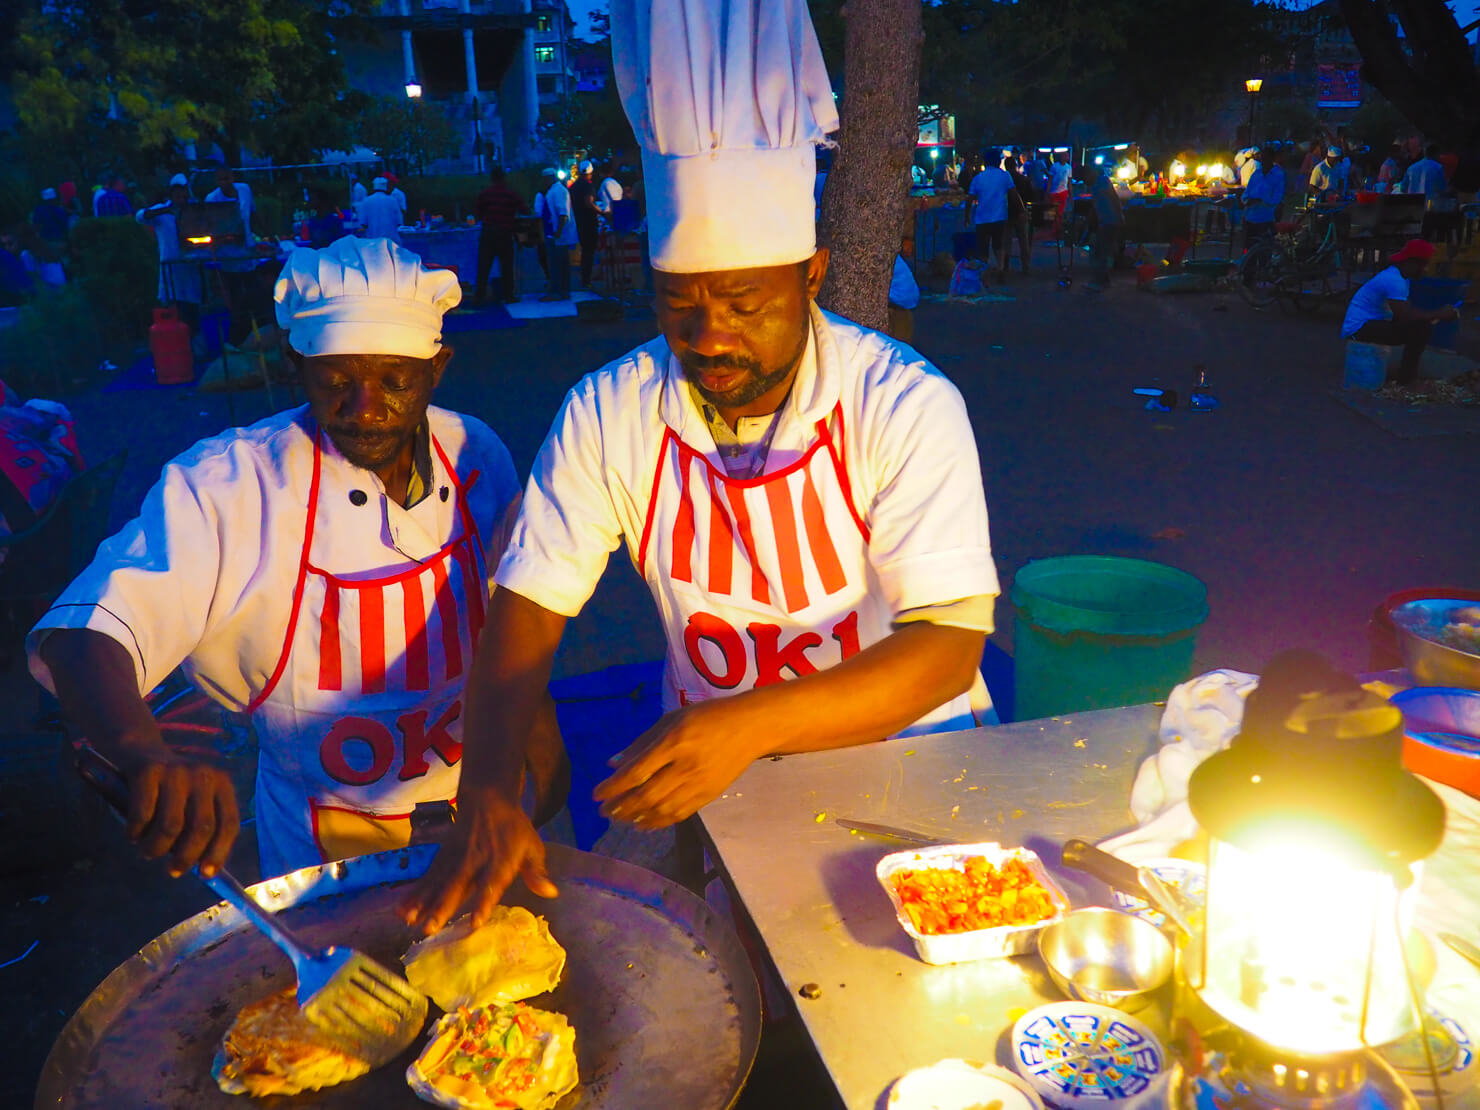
[1108,859,1206,930]
[1012,1002,1166,1108]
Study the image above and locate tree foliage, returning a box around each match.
[10,0,373,179]
[812,0,1283,154]
[1338,0,1480,148]
[536,38,637,166]
[354,98,463,176]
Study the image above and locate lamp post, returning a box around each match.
[1245,77,1263,142]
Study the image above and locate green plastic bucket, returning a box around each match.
[1009,556,1209,720]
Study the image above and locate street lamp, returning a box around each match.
[1245,77,1263,141]
[405,75,423,99]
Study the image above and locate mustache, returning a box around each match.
[677,350,763,376]
[329,427,396,443]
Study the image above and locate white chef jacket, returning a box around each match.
[356,191,404,244]
[392,187,409,218]
[1309,159,1349,196]
[498,306,999,734]
[136,202,202,304]
[544,182,578,246]
[28,405,520,712]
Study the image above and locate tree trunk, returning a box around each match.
[817,0,922,332]
[1338,0,1480,149]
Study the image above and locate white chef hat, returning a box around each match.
[579,159,594,173]
[373,176,389,191]
[611,0,839,274]
[40,187,58,200]
[274,236,462,360]
[169,174,189,187]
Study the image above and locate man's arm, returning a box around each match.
[1389,298,1458,325]
[593,621,983,829]
[41,629,238,875]
[400,587,567,933]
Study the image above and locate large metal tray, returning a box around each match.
[36,843,760,1108]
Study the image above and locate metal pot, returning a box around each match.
[1036,907,1173,1012]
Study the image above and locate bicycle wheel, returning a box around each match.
[1236,241,1278,308]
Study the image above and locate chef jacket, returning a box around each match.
[498,306,1000,735]
[356,191,404,244]
[136,202,202,304]
[28,404,521,874]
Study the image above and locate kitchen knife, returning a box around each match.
[834,818,949,845]
[1061,837,1197,936]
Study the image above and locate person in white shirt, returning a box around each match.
[1235,146,1261,188]
[886,253,920,342]
[402,0,1000,931]
[1341,238,1456,384]
[1401,144,1447,204]
[356,177,404,244]
[350,176,368,205]
[542,174,577,301]
[1309,146,1350,201]
[136,174,202,306]
[204,166,255,246]
[1377,145,1404,192]
[1047,152,1073,241]
[968,150,1014,282]
[28,237,543,881]
[595,170,624,217]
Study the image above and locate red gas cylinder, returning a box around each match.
[150,306,194,385]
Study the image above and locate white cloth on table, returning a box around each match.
[1099,668,1480,1042]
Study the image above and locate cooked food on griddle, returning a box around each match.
[212,986,377,1097]
[407,1002,579,1110]
[402,906,567,1011]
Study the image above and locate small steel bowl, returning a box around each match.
[1392,599,1480,690]
[1037,907,1174,1012]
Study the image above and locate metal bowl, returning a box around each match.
[1036,907,1174,1012]
[1392,599,1480,690]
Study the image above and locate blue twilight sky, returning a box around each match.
[567,0,608,41]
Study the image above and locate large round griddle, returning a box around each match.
[36,843,761,1109]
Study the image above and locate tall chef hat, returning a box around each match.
[611,0,839,273]
[274,236,461,359]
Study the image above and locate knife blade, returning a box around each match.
[834,818,949,845]
[1441,932,1480,974]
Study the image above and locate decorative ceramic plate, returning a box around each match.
[888,1059,1045,1110]
[1108,859,1206,930]
[1011,1002,1165,1108]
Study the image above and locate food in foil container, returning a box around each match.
[212,987,382,1096]
[877,843,1069,964]
[406,1002,579,1110]
[402,906,567,1012]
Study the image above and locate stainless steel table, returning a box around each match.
[696,704,1164,1110]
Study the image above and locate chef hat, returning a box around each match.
[579,160,594,173]
[169,174,188,187]
[372,176,389,191]
[1327,145,1342,157]
[40,187,57,200]
[611,0,839,273]
[274,236,462,360]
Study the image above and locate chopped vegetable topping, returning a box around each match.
[891,856,1058,935]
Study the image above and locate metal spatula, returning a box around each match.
[73,741,428,1063]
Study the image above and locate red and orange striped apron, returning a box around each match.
[248,430,486,876]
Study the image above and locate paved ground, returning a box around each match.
[3,243,1478,1106]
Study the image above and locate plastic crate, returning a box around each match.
[1344,340,1401,389]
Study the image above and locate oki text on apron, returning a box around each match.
[248,430,486,876]
[637,402,970,731]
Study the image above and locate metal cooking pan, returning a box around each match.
[36,843,761,1108]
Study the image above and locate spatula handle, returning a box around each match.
[72,741,318,965]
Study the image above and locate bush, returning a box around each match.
[67,216,159,351]
[0,285,106,397]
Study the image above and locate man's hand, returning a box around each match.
[399,786,557,935]
[119,746,240,878]
[594,700,763,830]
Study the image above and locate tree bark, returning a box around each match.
[1338,0,1480,149]
[817,0,922,332]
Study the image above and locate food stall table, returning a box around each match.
[696,704,1162,1110]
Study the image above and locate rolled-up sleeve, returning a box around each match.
[27,461,226,696]
[495,382,623,617]
[862,371,999,616]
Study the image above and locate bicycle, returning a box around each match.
[1235,206,1345,313]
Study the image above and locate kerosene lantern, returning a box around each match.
[1180,651,1447,1108]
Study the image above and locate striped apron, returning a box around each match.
[636,402,972,732]
[247,430,486,876]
